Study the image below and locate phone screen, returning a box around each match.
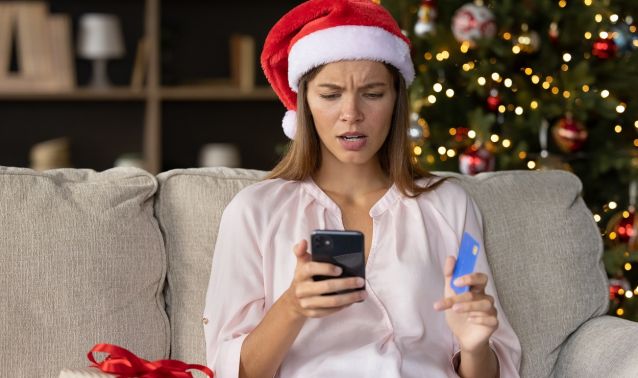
[310,229,365,294]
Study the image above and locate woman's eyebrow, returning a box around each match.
[317,82,388,90]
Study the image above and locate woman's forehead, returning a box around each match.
[312,60,392,84]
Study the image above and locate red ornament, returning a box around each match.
[454,127,470,142]
[459,143,495,175]
[609,278,631,300]
[486,94,501,111]
[551,115,588,153]
[548,21,559,44]
[592,37,618,59]
[615,210,636,243]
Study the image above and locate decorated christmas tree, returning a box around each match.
[378,0,638,320]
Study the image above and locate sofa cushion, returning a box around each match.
[0,167,169,377]
[156,168,607,377]
[155,168,265,365]
[445,170,608,377]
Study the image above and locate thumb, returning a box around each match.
[293,240,310,262]
[443,255,456,297]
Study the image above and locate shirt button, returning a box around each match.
[203,317,209,325]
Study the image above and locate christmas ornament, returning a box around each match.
[451,2,496,45]
[613,209,636,243]
[551,114,588,153]
[592,37,618,59]
[414,0,437,37]
[459,143,495,175]
[607,181,638,250]
[548,21,560,44]
[609,277,631,300]
[536,119,571,171]
[486,89,501,112]
[629,180,638,251]
[515,24,540,53]
[612,23,637,53]
[408,112,429,144]
[454,127,470,142]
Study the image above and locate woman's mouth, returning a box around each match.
[338,134,368,151]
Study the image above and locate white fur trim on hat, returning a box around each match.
[282,110,297,139]
[288,25,415,92]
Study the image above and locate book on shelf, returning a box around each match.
[130,37,148,91]
[229,34,255,92]
[0,1,75,92]
[48,14,75,90]
[16,1,53,81]
[0,3,15,79]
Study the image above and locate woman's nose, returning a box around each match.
[339,96,363,123]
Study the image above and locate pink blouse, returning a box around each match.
[203,176,521,377]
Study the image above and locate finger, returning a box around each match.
[451,298,495,314]
[293,240,310,260]
[442,256,456,297]
[302,305,351,318]
[467,315,499,327]
[443,255,456,279]
[298,261,343,281]
[466,308,498,318]
[296,277,365,297]
[299,289,368,310]
[433,291,477,311]
[453,273,488,292]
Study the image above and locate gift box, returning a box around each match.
[60,343,214,378]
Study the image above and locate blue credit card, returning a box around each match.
[450,232,480,295]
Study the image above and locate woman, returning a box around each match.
[203,1,521,377]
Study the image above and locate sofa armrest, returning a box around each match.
[554,315,638,378]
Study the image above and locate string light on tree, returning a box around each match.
[515,23,540,53]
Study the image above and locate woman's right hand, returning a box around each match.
[285,239,367,319]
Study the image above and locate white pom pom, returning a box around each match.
[282,110,297,140]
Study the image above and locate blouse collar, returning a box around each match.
[301,176,401,218]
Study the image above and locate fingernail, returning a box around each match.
[356,278,365,287]
[335,267,343,275]
[453,278,462,286]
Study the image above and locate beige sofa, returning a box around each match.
[2,166,638,377]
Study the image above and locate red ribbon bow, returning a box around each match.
[88,343,214,378]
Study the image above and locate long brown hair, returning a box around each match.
[265,63,446,197]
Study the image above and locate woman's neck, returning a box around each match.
[312,155,391,199]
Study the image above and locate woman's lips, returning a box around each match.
[338,135,368,151]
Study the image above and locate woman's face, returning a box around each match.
[306,60,397,167]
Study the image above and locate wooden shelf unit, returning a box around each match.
[0,0,283,174]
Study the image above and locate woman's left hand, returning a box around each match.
[433,255,498,353]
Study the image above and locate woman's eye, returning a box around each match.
[365,93,384,98]
[319,94,340,99]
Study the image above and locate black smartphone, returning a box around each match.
[310,229,365,294]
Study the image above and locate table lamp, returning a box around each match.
[77,14,125,89]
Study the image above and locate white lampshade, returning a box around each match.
[77,14,125,59]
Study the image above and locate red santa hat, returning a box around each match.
[260,0,415,139]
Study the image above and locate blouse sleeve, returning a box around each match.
[451,190,522,377]
[203,194,265,378]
